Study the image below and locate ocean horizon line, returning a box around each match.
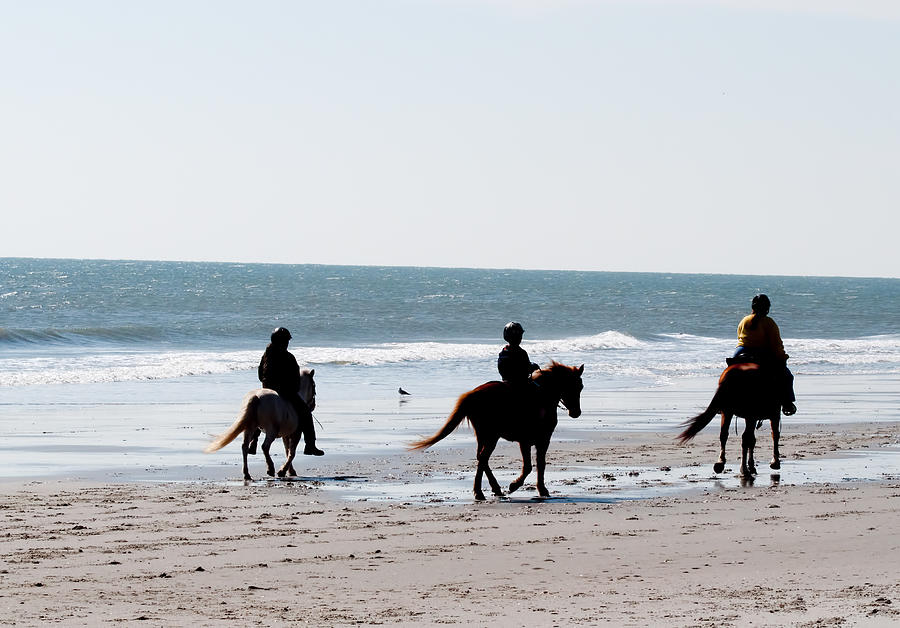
[3,256,898,281]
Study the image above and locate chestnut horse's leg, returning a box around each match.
[714,412,732,474]
[261,432,277,477]
[535,440,550,498]
[474,437,502,501]
[770,415,781,470]
[741,419,757,478]
[508,441,532,494]
[241,430,253,481]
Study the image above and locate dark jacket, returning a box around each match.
[498,344,538,383]
[258,344,301,394]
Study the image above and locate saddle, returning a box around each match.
[726,352,761,367]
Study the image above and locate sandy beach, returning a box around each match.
[1,408,899,627]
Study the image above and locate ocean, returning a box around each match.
[2,258,898,393]
[1,258,898,480]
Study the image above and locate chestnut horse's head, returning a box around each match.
[539,362,584,418]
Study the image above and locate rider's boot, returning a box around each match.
[782,401,797,416]
[304,440,325,456]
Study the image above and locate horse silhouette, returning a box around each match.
[410,362,584,500]
[677,363,782,478]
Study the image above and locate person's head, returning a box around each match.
[270,327,292,347]
[503,321,524,345]
[751,294,771,317]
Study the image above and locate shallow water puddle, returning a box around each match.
[321,445,900,504]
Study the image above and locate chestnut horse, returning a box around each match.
[205,369,316,481]
[677,363,782,478]
[409,362,584,500]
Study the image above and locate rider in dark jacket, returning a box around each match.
[498,322,540,383]
[254,327,323,456]
[498,322,541,423]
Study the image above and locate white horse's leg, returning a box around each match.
[282,436,298,476]
[241,430,253,481]
[278,435,299,478]
[261,433,277,477]
[714,413,732,474]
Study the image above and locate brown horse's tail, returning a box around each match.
[676,388,722,444]
[204,392,259,453]
[408,392,471,451]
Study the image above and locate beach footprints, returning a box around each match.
[409,362,584,501]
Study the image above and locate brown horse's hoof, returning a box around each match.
[266,469,275,477]
[748,465,758,476]
[713,462,725,474]
[277,469,287,478]
[538,488,550,498]
[508,481,522,494]
[244,475,252,482]
[474,492,486,501]
[770,460,781,470]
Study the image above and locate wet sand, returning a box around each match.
[1,418,899,627]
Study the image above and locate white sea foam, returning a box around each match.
[2,332,898,387]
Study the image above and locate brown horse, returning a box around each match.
[677,363,782,478]
[409,362,584,500]
[205,369,316,481]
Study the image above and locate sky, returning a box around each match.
[2,0,898,277]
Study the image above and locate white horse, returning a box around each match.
[205,369,316,481]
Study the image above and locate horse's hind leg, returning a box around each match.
[770,416,781,470]
[714,413,732,474]
[261,433,277,477]
[741,420,757,478]
[241,430,253,481]
[247,427,261,455]
[508,442,532,494]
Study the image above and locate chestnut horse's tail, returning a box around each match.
[408,391,472,450]
[205,392,259,453]
[677,363,758,443]
[676,393,721,444]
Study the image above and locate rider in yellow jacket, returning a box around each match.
[733,294,796,415]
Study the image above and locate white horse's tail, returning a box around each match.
[205,392,259,453]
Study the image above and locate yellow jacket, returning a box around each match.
[737,314,789,361]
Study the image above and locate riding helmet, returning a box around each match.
[271,327,292,344]
[503,321,524,342]
[751,294,771,315]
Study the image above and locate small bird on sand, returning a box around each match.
[398,387,411,395]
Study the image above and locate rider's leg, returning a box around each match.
[782,366,796,415]
[295,399,324,456]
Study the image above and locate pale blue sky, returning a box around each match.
[2,1,898,277]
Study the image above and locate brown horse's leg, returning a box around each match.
[474,438,502,500]
[770,416,781,470]
[741,419,757,478]
[242,430,253,481]
[261,433,277,477]
[508,441,532,494]
[714,413,732,474]
[535,441,550,498]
